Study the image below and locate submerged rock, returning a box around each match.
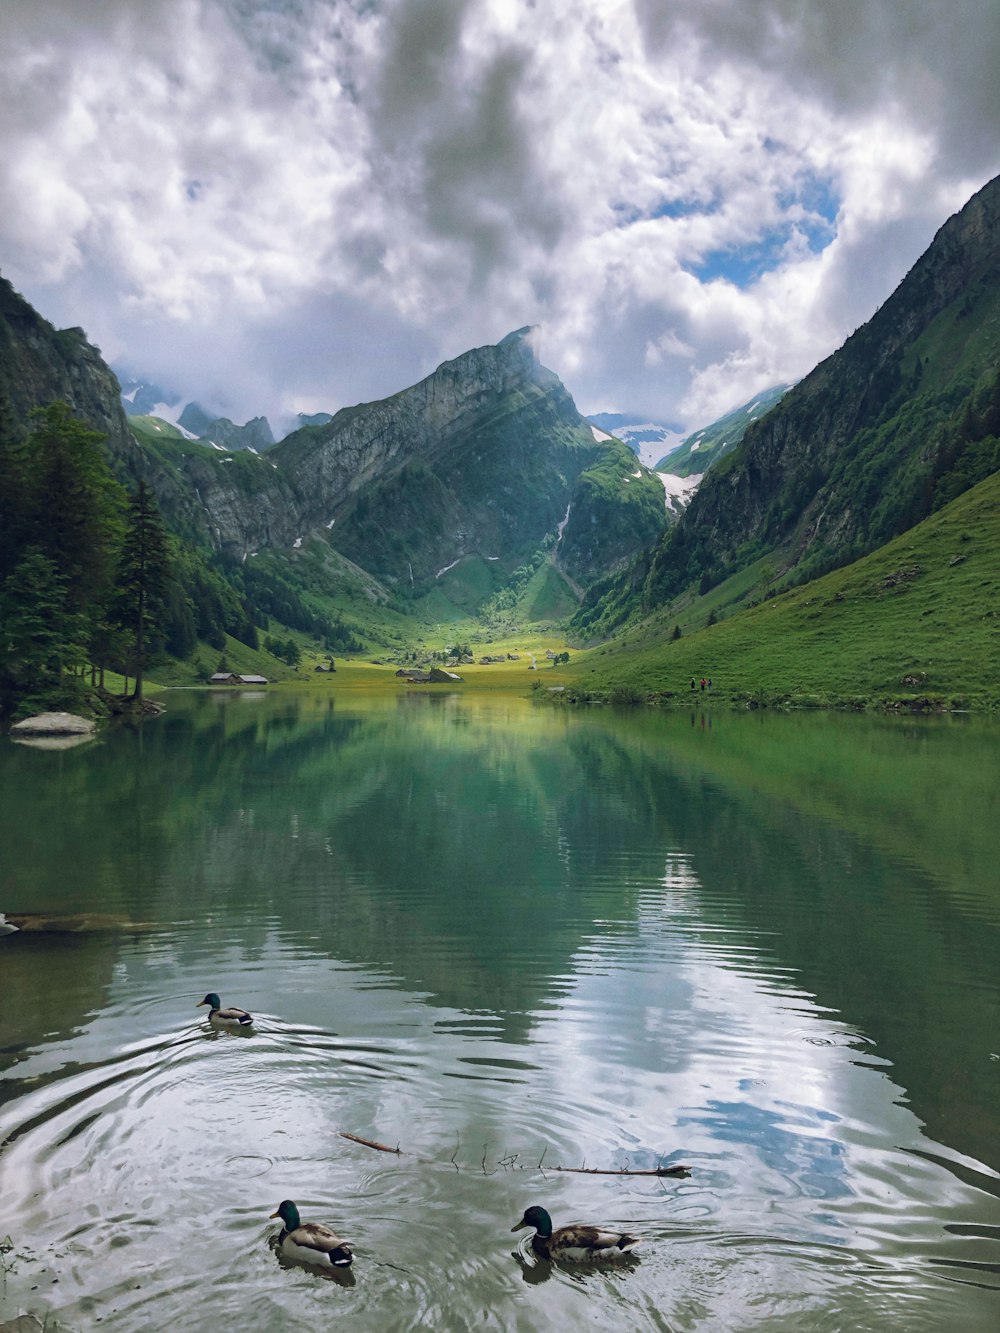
[0,1317,71,1333]
[2,912,154,934]
[0,1317,44,1333]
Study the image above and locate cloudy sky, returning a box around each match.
[1,0,997,435]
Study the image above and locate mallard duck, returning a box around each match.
[512,1205,641,1261]
[197,992,253,1027]
[270,1200,353,1267]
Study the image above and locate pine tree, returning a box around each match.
[236,597,259,649]
[114,482,170,700]
[0,548,88,714]
[164,584,198,659]
[26,402,123,612]
[0,396,32,581]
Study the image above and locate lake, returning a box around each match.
[1,689,998,1331]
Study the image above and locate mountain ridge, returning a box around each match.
[654,383,791,476]
[572,171,1000,639]
[267,327,668,592]
[0,287,669,628]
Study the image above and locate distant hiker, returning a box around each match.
[707,678,712,691]
[690,677,696,691]
[700,677,706,691]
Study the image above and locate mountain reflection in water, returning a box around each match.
[1,693,998,1332]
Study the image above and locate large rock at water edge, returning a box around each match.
[10,712,96,736]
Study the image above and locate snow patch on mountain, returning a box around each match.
[656,469,702,513]
[586,413,685,466]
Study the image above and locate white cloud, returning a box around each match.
[0,0,996,430]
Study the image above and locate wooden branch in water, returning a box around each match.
[338,1130,690,1177]
[550,1164,691,1177]
[339,1131,401,1154]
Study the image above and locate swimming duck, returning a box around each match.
[197,992,253,1027]
[512,1205,641,1261]
[270,1200,354,1268]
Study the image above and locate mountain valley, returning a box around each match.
[1,174,998,713]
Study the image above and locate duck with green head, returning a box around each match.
[270,1200,353,1268]
[197,992,253,1027]
[512,1205,641,1262]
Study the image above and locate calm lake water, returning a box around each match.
[1,689,998,1331]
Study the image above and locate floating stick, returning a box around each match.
[551,1163,690,1177]
[338,1131,401,1154]
[339,1130,689,1176]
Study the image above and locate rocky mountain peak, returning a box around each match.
[0,275,136,461]
[198,414,275,452]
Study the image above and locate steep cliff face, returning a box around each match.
[637,172,1000,608]
[171,448,299,550]
[0,277,137,461]
[199,414,275,452]
[277,328,568,530]
[0,276,236,541]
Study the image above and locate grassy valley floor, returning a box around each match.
[137,473,999,713]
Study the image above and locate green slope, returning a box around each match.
[128,414,188,440]
[522,560,577,623]
[654,383,790,475]
[566,470,1000,708]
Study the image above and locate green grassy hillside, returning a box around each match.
[522,560,577,623]
[564,470,1000,708]
[654,383,790,475]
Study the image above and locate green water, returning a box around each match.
[1,690,998,1331]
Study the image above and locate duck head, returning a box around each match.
[512,1205,553,1237]
[270,1200,301,1229]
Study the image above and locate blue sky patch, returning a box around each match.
[687,230,791,286]
[781,169,840,253]
[651,196,715,220]
[686,171,840,287]
[613,196,715,227]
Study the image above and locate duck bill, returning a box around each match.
[196,1001,207,1007]
[511,1219,527,1232]
[269,1209,280,1219]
